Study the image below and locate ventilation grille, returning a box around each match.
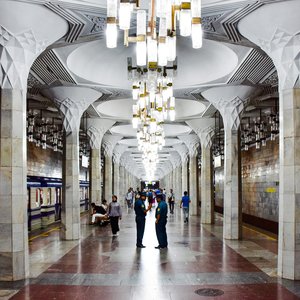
[31,50,76,85]
[228,49,275,84]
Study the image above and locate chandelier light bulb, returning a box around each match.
[136,10,147,66]
[119,2,131,30]
[180,2,192,37]
[106,23,117,48]
[192,23,202,48]
[167,35,176,61]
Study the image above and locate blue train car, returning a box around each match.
[27,176,89,231]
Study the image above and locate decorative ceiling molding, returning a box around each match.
[31,49,76,85]
[220,2,264,43]
[228,49,275,84]
[44,2,85,43]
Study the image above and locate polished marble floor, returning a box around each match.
[1,203,300,300]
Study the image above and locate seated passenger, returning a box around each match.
[90,202,108,225]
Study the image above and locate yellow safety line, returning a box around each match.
[242,224,277,241]
[29,227,60,242]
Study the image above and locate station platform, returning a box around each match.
[1,205,300,300]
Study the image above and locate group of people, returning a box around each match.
[90,188,191,247]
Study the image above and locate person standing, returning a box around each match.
[168,189,175,214]
[155,193,168,249]
[134,192,148,248]
[180,191,191,223]
[108,195,122,236]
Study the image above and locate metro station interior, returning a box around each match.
[1,0,300,299]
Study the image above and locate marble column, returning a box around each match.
[239,2,300,278]
[43,87,102,240]
[200,132,214,224]
[189,154,199,216]
[0,2,68,280]
[176,166,182,201]
[202,86,255,239]
[89,148,101,204]
[104,155,113,201]
[113,162,120,199]
[87,120,115,209]
[182,161,188,195]
[186,120,215,224]
[119,165,125,203]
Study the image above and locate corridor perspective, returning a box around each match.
[2,205,300,300]
[2,0,300,299]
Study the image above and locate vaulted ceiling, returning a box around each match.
[22,0,282,180]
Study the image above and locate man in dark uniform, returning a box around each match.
[155,193,168,249]
[134,192,148,248]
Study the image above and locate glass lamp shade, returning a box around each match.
[107,0,117,17]
[136,41,146,66]
[119,2,131,30]
[136,10,147,66]
[147,37,158,65]
[158,43,168,66]
[180,9,192,36]
[132,116,139,128]
[192,23,202,48]
[167,35,176,61]
[106,23,117,48]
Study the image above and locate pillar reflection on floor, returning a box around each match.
[1,203,300,300]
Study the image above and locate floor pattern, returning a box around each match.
[1,204,300,299]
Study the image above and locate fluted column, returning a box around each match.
[189,154,198,216]
[43,87,102,240]
[187,120,216,224]
[182,161,188,195]
[119,165,125,202]
[104,155,113,201]
[87,119,115,212]
[113,162,120,197]
[239,2,300,278]
[176,166,182,201]
[203,86,255,239]
[179,135,200,216]
[0,1,68,280]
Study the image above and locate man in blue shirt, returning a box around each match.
[180,191,191,223]
[134,192,148,248]
[155,193,168,249]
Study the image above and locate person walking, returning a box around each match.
[108,195,122,236]
[180,191,191,223]
[155,193,168,249]
[134,192,148,248]
[167,189,175,214]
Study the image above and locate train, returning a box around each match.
[27,176,89,231]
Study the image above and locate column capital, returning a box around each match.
[113,144,127,164]
[202,85,256,131]
[258,29,300,90]
[102,134,122,158]
[0,25,47,89]
[42,86,102,133]
[187,119,215,148]
[87,119,115,149]
[0,0,68,90]
[178,134,200,157]
[173,143,189,164]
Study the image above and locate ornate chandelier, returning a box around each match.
[106,0,203,66]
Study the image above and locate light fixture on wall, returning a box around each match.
[106,0,203,65]
[26,109,63,152]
